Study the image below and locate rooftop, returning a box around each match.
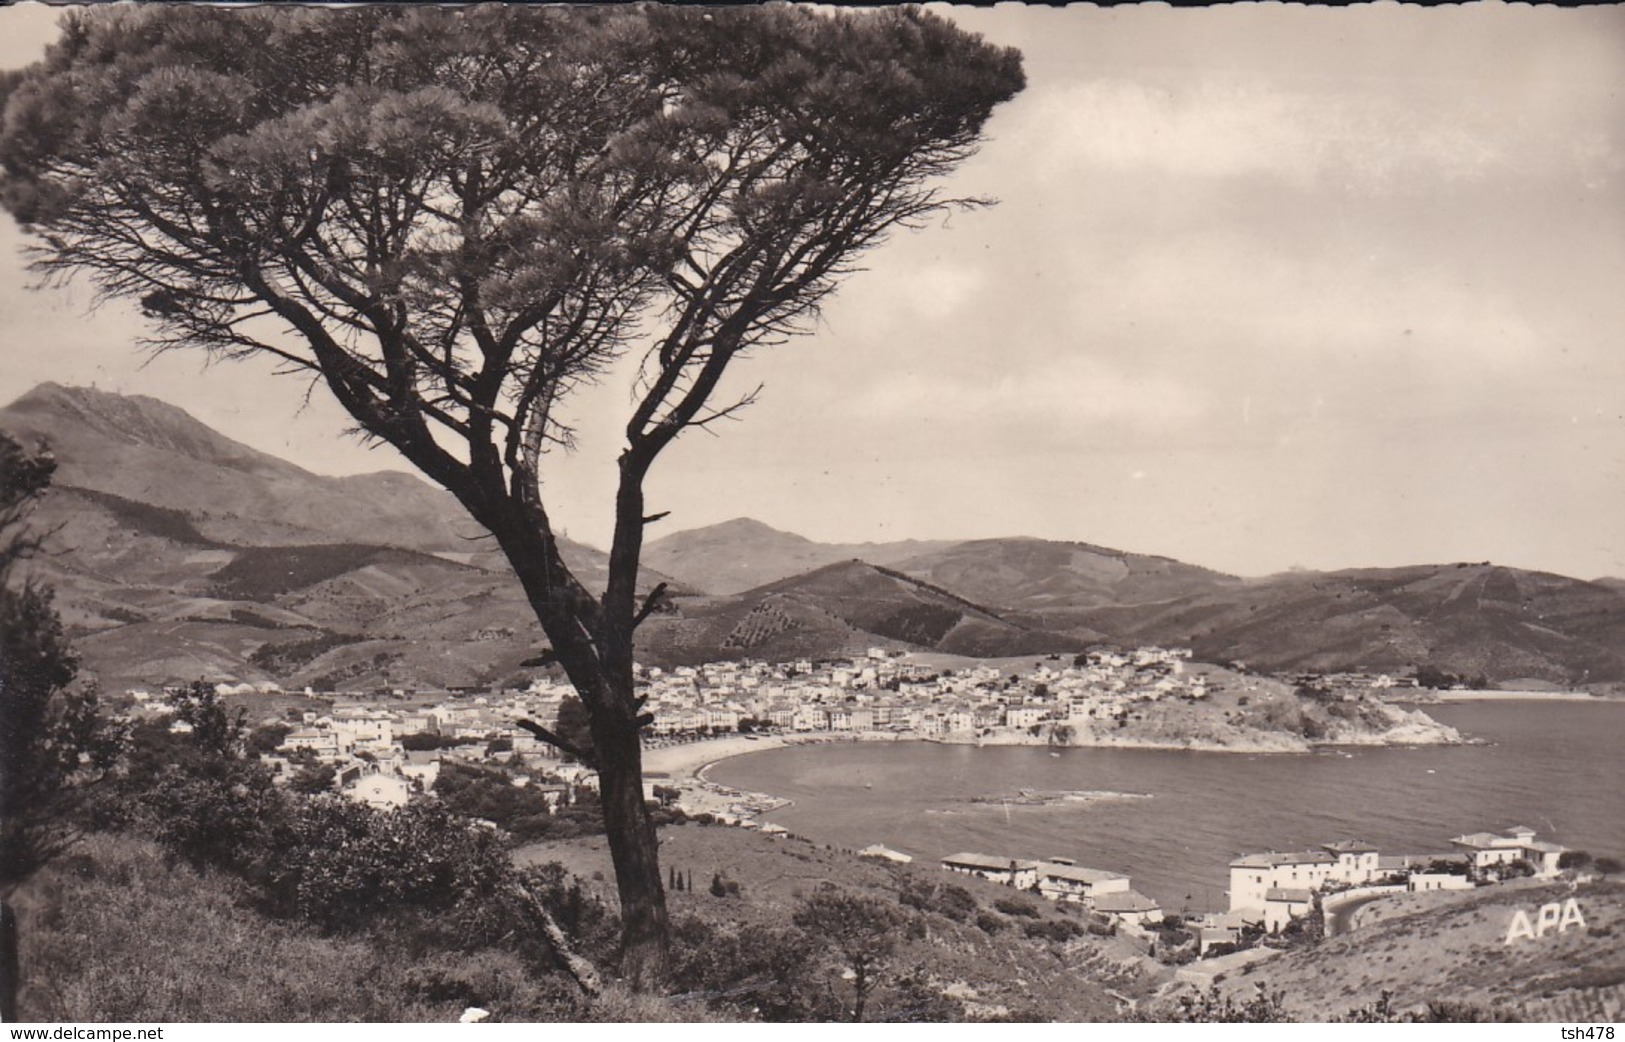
[1451,832,1515,849]
[1230,850,1337,869]
[1265,888,1316,903]
[1038,863,1127,885]
[941,852,1036,871]
[1093,890,1160,913]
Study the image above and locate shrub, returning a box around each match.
[261,798,514,940]
[993,896,1040,919]
[669,917,815,1021]
[895,876,978,923]
[12,834,500,1022]
[1149,983,1289,1023]
[975,911,1004,935]
[1022,918,1083,942]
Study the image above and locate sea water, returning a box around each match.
[705,700,1625,911]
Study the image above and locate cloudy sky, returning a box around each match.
[1,3,1622,580]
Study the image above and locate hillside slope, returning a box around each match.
[645,518,954,595]
[1201,877,1625,1021]
[1078,564,1625,685]
[8,383,1625,686]
[892,536,1238,624]
[637,560,1091,666]
[0,384,670,689]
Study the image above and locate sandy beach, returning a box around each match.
[641,734,792,782]
[641,733,906,820]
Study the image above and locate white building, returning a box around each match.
[1450,826,1566,878]
[344,772,413,810]
[1034,863,1131,905]
[1228,850,1336,913]
[1322,839,1383,885]
[941,852,1038,890]
[1262,888,1315,933]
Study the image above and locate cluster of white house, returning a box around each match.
[938,852,1164,927]
[1226,825,1566,928]
[134,646,1209,809]
[638,647,1204,737]
[925,824,1568,954]
[129,686,597,811]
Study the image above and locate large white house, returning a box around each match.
[1261,888,1316,933]
[1228,850,1337,913]
[1034,862,1131,906]
[1450,826,1566,877]
[1322,839,1383,885]
[1092,889,1162,926]
[941,852,1039,890]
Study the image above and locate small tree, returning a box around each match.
[0,6,1023,983]
[792,884,902,1022]
[246,721,292,757]
[167,680,247,758]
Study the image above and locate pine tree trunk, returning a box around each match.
[594,715,668,988]
[482,475,672,989]
[0,898,19,1022]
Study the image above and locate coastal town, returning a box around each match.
[109,644,1569,966]
[123,643,1450,815]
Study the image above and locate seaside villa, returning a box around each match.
[1090,889,1162,927]
[1261,888,1316,933]
[941,852,1039,889]
[1226,828,1568,932]
[1035,863,1131,905]
[1450,825,1566,878]
[1228,839,1385,915]
[1227,850,1336,914]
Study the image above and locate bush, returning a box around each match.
[1149,983,1289,1023]
[975,911,1004,935]
[669,917,815,1021]
[261,798,515,941]
[993,896,1041,919]
[1022,918,1083,942]
[895,876,978,923]
[138,754,286,875]
[793,885,904,1023]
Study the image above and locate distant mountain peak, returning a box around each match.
[6,381,286,472]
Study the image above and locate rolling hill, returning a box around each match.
[637,560,1092,666]
[0,384,671,689]
[6,382,1625,688]
[1074,563,1625,686]
[643,517,953,595]
[890,535,1239,624]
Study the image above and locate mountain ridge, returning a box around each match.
[5,382,1624,689]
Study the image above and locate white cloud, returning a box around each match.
[856,354,1209,441]
[1017,77,1508,192]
